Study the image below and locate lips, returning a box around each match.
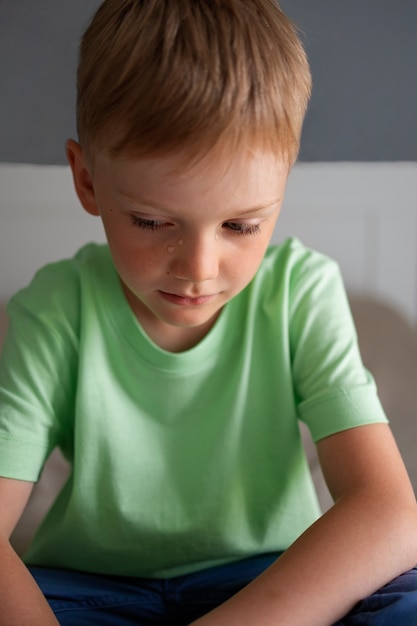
[158,291,216,306]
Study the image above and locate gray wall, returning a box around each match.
[1,1,416,164]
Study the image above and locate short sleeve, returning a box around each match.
[0,261,80,480]
[289,245,388,442]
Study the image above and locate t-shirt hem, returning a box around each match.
[0,434,49,481]
[299,386,388,443]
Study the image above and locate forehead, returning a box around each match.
[93,146,289,205]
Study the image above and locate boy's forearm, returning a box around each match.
[0,537,59,626]
[190,490,417,626]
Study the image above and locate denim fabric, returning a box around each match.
[29,555,417,625]
[334,567,417,626]
[29,554,279,625]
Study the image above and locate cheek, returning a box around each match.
[122,246,160,275]
[228,242,267,284]
[106,230,161,278]
[242,235,272,265]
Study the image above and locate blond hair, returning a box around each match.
[77,0,311,164]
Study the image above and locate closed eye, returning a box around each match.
[131,215,165,231]
[223,222,261,236]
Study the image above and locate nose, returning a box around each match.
[170,234,219,283]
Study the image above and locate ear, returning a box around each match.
[66,139,100,216]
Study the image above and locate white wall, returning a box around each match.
[275,163,417,324]
[1,162,416,323]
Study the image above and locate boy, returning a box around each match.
[1,1,417,624]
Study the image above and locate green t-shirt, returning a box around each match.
[0,239,387,577]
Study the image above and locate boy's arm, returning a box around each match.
[0,477,59,625]
[191,423,417,626]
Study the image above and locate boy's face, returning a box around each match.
[67,142,289,351]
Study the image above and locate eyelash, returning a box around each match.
[131,216,165,231]
[223,222,261,236]
[130,216,261,236]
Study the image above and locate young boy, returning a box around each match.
[1,1,417,624]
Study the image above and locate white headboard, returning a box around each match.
[1,162,416,323]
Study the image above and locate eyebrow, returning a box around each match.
[237,200,281,215]
[121,194,281,216]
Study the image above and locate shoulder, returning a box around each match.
[255,238,342,306]
[262,238,339,277]
[7,243,112,335]
[8,244,109,307]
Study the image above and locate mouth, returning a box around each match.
[158,291,217,306]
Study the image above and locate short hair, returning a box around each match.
[76,0,312,165]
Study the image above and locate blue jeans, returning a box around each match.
[29,554,417,625]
